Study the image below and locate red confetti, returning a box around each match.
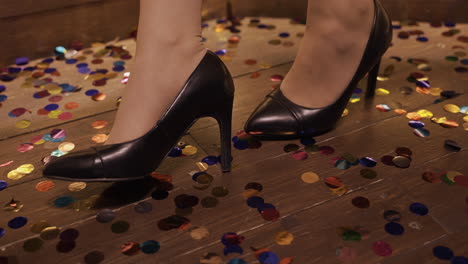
[372,241,392,256]
[261,208,280,221]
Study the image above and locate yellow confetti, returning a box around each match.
[377,76,389,81]
[431,117,447,124]
[48,110,63,119]
[341,108,349,117]
[443,104,460,113]
[15,120,31,129]
[463,116,468,122]
[349,97,360,103]
[275,231,294,245]
[242,189,260,199]
[33,139,45,145]
[429,88,443,96]
[301,172,320,184]
[259,62,272,69]
[17,164,34,174]
[376,88,390,96]
[182,145,198,156]
[196,162,209,172]
[417,109,433,118]
[7,170,25,180]
[58,142,75,152]
[331,185,348,196]
[44,83,61,94]
[68,182,87,192]
[464,123,468,131]
[92,134,108,143]
[406,112,422,120]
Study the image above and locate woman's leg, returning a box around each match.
[280,0,375,108]
[105,0,206,145]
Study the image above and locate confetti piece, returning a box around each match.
[301,172,320,183]
[274,231,294,245]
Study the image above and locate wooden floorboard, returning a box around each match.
[0,18,467,264]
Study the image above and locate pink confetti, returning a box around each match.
[58,112,73,121]
[17,143,34,152]
[372,241,392,257]
[0,160,14,167]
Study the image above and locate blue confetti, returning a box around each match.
[410,202,429,216]
[85,89,99,96]
[44,68,57,73]
[168,147,182,157]
[54,196,76,208]
[257,203,275,213]
[384,222,405,235]
[140,240,160,254]
[42,58,54,63]
[246,196,264,208]
[65,59,77,64]
[279,32,290,38]
[416,36,428,42]
[0,85,5,93]
[433,246,454,260]
[228,259,248,264]
[0,228,5,238]
[0,181,8,191]
[15,57,29,65]
[451,256,468,264]
[202,156,218,165]
[44,104,59,111]
[408,120,425,129]
[0,95,7,102]
[258,251,280,264]
[8,216,28,229]
[359,157,377,167]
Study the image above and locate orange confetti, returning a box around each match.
[394,109,407,115]
[406,112,422,120]
[35,180,55,192]
[150,172,173,182]
[91,120,109,129]
[92,134,108,143]
[65,102,79,110]
[280,257,294,264]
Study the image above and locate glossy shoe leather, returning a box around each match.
[43,50,235,181]
[244,0,393,139]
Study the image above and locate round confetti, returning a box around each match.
[211,186,229,197]
[392,156,411,168]
[319,146,335,155]
[23,238,43,252]
[7,170,25,180]
[84,251,105,264]
[66,182,86,192]
[372,241,393,256]
[134,201,153,214]
[245,182,263,192]
[201,196,219,208]
[360,168,377,179]
[261,208,280,221]
[111,221,130,233]
[258,251,280,264]
[359,157,377,167]
[190,226,210,240]
[409,202,429,216]
[182,145,198,155]
[384,222,405,235]
[443,104,461,113]
[301,172,320,183]
[30,220,51,233]
[15,120,31,129]
[60,228,79,241]
[17,164,34,174]
[56,240,76,253]
[413,128,430,137]
[96,209,116,223]
[433,246,454,260]
[54,196,76,208]
[274,231,294,245]
[247,196,265,208]
[91,120,108,129]
[8,216,28,229]
[140,240,160,254]
[0,181,8,191]
[40,226,60,240]
[325,176,343,188]
[351,196,370,208]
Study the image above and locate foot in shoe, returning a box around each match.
[104,39,207,145]
[280,0,375,109]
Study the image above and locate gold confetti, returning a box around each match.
[341,108,349,117]
[30,221,51,233]
[377,76,389,81]
[443,104,460,113]
[17,164,34,174]
[15,120,31,129]
[259,62,272,69]
[182,145,198,156]
[429,88,443,96]
[33,139,45,145]
[464,123,468,131]
[301,172,320,184]
[417,109,433,118]
[394,109,407,115]
[406,112,422,120]
[431,116,447,124]
[331,185,348,196]
[275,231,294,245]
[92,120,108,129]
[92,134,108,143]
[68,182,87,192]
[58,142,75,152]
[242,189,260,199]
[196,162,209,172]
[189,226,210,240]
[40,226,60,240]
[48,110,63,119]
[376,88,390,96]
[463,115,468,122]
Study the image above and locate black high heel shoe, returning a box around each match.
[43,50,235,182]
[244,0,392,139]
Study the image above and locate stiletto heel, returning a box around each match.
[244,0,393,139]
[213,105,233,173]
[43,50,235,182]
[366,58,381,98]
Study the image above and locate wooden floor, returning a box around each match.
[0,18,467,264]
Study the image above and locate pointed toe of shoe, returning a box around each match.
[42,148,102,181]
[244,97,300,138]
